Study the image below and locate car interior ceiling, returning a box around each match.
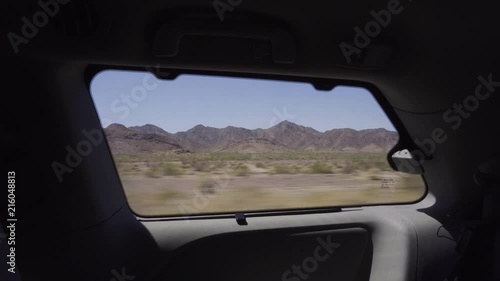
[2,0,500,281]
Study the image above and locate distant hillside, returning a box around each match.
[254,121,323,150]
[105,124,183,154]
[175,125,255,151]
[129,124,174,137]
[105,121,398,153]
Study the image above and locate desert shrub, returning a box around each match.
[115,154,131,163]
[356,160,371,171]
[144,165,162,178]
[198,179,217,195]
[180,157,194,166]
[162,162,183,176]
[342,164,355,174]
[192,161,211,172]
[273,165,299,174]
[256,162,267,169]
[310,162,333,174]
[214,161,226,169]
[233,164,250,176]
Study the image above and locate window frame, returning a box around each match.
[86,65,428,219]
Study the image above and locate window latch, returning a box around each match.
[235,213,248,226]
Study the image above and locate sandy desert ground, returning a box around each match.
[113,151,426,216]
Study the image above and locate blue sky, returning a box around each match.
[90,70,395,133]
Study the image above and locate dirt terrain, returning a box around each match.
[104,122,424,216]
[114,152,426,216]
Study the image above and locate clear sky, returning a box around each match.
[89,70,396,133]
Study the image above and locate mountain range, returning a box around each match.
[104,121,398,154]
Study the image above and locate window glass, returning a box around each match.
[90,71,426,216]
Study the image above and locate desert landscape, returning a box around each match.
[105,121,426,216]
